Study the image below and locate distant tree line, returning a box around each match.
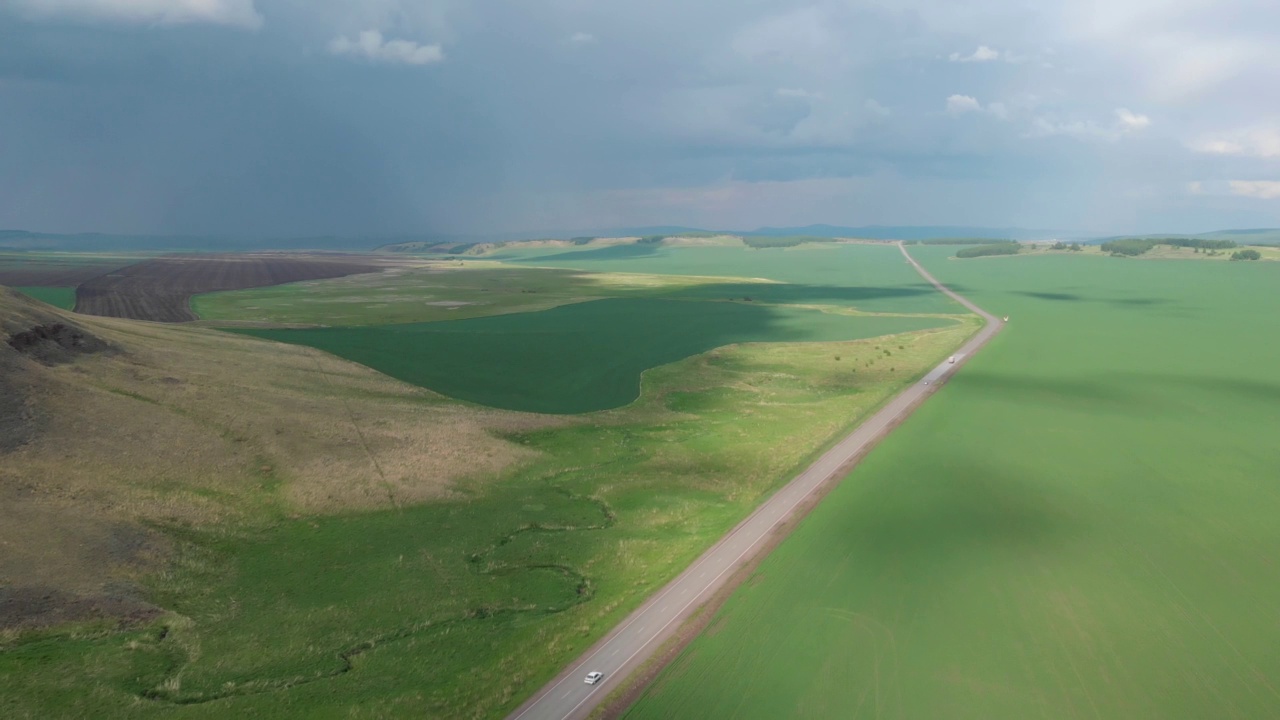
[1164,238,1238,249]
[637,235,667,244]
[1101,237,1240,256]
[1100,238,1159,256]
[570,236,596,245]
[1231,249,1262,261]
[743,235,834,248]
[906,238,1017,246]
[1050,241,1084,251]
[956,243,1022,258]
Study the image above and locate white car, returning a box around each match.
[584,671,604,685]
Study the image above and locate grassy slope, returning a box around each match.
[235,299,948,413]
[11,287,76,310]
[625,250,1280,720]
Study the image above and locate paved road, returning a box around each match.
[506,243,1002,720]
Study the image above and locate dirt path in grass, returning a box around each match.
[505,243,1003,720]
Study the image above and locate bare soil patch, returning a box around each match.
[74,253,390,322]
[0,258,133,287]
[0,586,162,630]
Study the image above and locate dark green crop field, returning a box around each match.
[11,286,76,310]
[625,251,1280,720]
[236,298,949,414]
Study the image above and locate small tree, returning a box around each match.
[1231,249,1262,261]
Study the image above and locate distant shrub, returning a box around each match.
[570,236,595,245]
[637,235,666,244]
[956,243,1022,258]
[1231,249,1262,261]
[1100,238,1158,256]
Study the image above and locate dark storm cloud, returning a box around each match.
[2,0,1280,235]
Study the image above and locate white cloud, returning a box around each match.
[329,30,444,65]
[1026,117,1110,140]
[570,32,596,44]
[946,94,982,114]
[7,0,262,28]
[1195,139,1247,155]
[1187,181,1203,194]
[1116,108,1151,131]
[1025,108,1151,141]
[1229,180,1280,200]
[776,87,822,100]
[1191,126,1280,158]
[865,99,891,117]
[946,95,1009,120]
[949,45,1000,63]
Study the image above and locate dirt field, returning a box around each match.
[74,253,390,322]
[0,254,135,287]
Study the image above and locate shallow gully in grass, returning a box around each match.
[135,477,615,705]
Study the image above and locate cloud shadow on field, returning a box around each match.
[950,371,1280,415]
[954,371,1172,414]
[1011,290,1174,308]
[840,459,1084,563]
[512,243,665,263]
[662,282,948,308]
[1017,290,1083,302]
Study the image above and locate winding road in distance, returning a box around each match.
[507,243,1003,720]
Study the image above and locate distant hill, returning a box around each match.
[1195,228,1280,244]
[739,224,1070,241]
[0,230,378,253]
[1099,228,1280,246]
[13,225,1273,253]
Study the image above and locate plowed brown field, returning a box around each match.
[0,257,134,287]
[74,253,385,322]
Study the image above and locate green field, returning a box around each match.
[625,250,1280,719]
[11,287,76,310]
[1,318,974,719]
[493,243,957,315]
[191,263,783,327]
[235,298,950,413]
[2,243,978,719]
[192,243,956,327]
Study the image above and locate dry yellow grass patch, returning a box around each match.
[0,288,563,597]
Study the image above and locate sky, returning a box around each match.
[2,0,1280,237]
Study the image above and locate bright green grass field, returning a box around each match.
[234,298,949,413]
[625,250,1280,720]
[12,286,76,310]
